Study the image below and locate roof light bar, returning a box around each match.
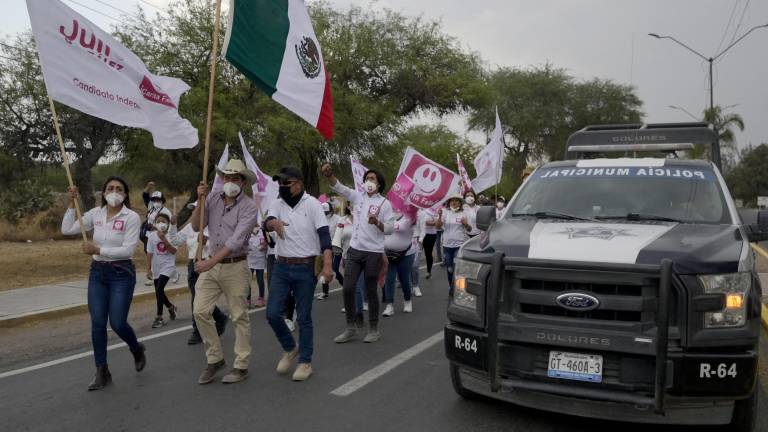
[569,143,695,153]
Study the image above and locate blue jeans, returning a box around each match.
[384,253,414,304]
[266,262,316,363]
[443,246,460,295]
[88,260,140,367]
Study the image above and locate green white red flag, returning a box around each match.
[223,0,334,139]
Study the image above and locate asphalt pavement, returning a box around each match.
[0,267,766,432]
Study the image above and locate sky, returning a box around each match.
[3,0,768,152]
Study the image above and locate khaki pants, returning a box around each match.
[193,260,251,369]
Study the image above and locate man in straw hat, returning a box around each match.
[189,159,260,385]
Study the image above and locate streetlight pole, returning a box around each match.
[648,24,768,169]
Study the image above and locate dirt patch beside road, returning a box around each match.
[0,240,188,292]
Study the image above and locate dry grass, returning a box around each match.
[0,239,189,292]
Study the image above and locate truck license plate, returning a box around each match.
[547,351,603,383]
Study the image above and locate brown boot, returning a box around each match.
[197,359,226,385]
[87,365,112,391]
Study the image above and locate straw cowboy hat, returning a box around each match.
[216,159,257,186]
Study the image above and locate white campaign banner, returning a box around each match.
[27,0,198,149]
[239,132,279,213]
[211,144,230,194]
[472,107,504,192]
[350,157,369,193]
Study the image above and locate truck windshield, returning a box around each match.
[508,165,730,224]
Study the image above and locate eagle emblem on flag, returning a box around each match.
[295,36,321,79]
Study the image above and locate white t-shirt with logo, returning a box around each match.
[463,204,481,236]
[385,214,416,256]
[440,209,469,248]
[146,231,177,279]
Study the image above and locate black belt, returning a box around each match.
[276,256,315,265]
[221,256,246,264]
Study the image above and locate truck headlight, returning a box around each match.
[699,272,751,328]
[453,258,484,310]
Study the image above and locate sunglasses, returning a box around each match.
[280,180,298,187]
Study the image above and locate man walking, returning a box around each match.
[264,167,333,381]
[189,159,260,385]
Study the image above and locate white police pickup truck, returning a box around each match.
[445,123,768,431]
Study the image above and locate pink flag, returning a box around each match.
[387,173,418,220]
[456,153,473,194]
[350,157,369,193]
[397,147,461,209]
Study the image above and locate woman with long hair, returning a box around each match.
[61,177,147,390]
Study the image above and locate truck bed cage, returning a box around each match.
[565,122,721,168]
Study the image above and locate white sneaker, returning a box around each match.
[340,307,346,313]
[382,304,394,317]
[285,318,296,332]
[403,300,413,313]
[172,272,180,284]
[363,302,369,311]
[413,286,423,297]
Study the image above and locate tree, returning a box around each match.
[0,33,120,209]
[726,143,768,206]
[112,1,485,202]
[704,105,745,173]
[467,65,643,188]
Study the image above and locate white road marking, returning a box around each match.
[330,331,444,397]
[0,262,439,380]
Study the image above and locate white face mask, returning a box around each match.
[496,202,505,210]
[155,222,168,232]
[105,192,124,207]
[222,182,241,197]
[364,180,377,194]
[151,201,162,210]
[465,197,475,205]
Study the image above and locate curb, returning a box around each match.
[0,285,189,329]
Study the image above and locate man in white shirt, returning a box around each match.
[264,167,333,382]
[321,163,394,343]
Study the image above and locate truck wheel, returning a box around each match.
[450,362,479,399]
[728,386,758,432]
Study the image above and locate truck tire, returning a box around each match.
[728,385,758,432]
[450,362,479,399]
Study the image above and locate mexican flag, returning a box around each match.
[223,0,334,140]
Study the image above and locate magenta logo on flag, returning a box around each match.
[139,76,176,108]
[403,154,454,208]
[255,169,270,194]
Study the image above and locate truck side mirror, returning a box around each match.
[739,209,768,242]
[476,206,496,231]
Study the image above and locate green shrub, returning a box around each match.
[0,179,54,223]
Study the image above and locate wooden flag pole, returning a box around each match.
[49,96,87,242]
[196,0,224,261]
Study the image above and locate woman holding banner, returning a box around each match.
[61,177,147,391]
[321,164,393,344]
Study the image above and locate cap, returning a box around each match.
[272,166,304,183]
[150,191,165,202]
